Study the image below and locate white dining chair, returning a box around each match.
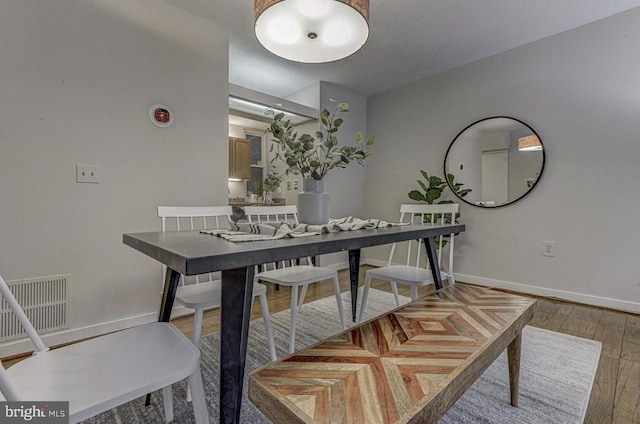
[157,206,277,362]
[358,203,460,323]
[244,205,346,353]
[0,275,208,424]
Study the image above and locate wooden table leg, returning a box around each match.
[507,332,522,407]
[220,266,255,424]
[348,249,361,322]
[423,237,443,290]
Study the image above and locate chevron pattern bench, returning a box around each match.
[249,284,536,424]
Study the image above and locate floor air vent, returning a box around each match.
[1,274,70,342]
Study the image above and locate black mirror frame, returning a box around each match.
[443,116,546,208]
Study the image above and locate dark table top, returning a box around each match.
[123,223,465,276]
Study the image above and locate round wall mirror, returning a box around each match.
[444,116,545,208]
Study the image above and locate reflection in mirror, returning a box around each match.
[444,117,545,208]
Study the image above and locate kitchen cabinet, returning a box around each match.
[229,137,250,180]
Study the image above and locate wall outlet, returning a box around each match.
[542,241,555,257]
[76,164,100,183]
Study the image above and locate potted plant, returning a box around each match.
[408,170,471,211]
[267,101,374,224]
[408,169,470,245]
[262,167,283,205]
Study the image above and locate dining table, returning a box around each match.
[123,221,465,424]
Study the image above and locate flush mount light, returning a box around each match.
[254,0,370,63]
[518,135,543,151]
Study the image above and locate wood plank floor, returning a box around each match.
[2,265,638,423]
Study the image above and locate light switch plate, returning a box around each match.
[542,241,555,257]
[76,164,100,183]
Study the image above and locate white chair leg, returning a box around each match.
[358,275,372,323]
[289,286,299,353]
[390,282,401,307]
[186,307,204,402]
[410,285,418,301]
[187,366,209,424]
[331,276,346,330]
[258,292,277,361]
[298,284,308,308]
[191,308,204,347]
[447,272,455,285]
[162,385,173,422]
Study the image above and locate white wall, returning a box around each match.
[0,0,229,354]
[319,83,369,219]
[314,83,369,268]
[365,8,640,312]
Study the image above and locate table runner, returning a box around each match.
[201,216,407,242]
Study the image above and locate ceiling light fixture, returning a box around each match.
[254,0,370,63]
[518,135,542,151]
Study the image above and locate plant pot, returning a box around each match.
[297,178,330,225]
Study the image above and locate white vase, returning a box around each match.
[297,178,330,225]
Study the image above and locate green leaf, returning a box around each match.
[417,180,427,192]
[428,175,442,186]
[420,170,429,180]
[366,135,375,145]
[333,118,344,127]
[338,102,349,111]
[425,188,442,203]
[408,190,424,201]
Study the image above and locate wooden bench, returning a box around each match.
[249,284,536,424]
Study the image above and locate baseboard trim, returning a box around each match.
[453,273,640,314]
[363,259,388,267]
[362,260,640,313]
[323,261,349,271]
[0,305,196,358]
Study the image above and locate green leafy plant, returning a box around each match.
[267,101,375,180]
[408,170,471,226]
[409,170,471,205]
[262,167,283,193]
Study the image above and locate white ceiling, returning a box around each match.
[163,0,640,99]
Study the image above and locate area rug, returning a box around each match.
[82,289,601,423]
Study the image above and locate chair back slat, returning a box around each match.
[0,275,48,354]
[388,204,460,275]
[0,275,49,400]
[157,206,233,285]
[245,206,310,269]
[244,205,298,225]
